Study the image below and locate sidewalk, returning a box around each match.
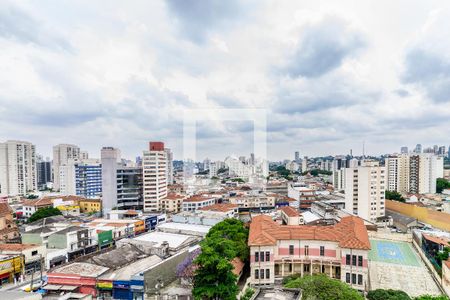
[1,271,46,291]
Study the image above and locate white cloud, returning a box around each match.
[0,0,449,160]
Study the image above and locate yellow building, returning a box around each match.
[0,254,24,285]
[78,199,102,214]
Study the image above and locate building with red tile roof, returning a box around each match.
[248,214,370,291]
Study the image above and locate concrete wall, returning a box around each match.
[386,200,450,231]
[22,233,43,245]
[48,233,67,249]
[144,250,189,296]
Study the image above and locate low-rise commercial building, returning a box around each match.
[182,195,216,212]
[0,254,24,286]
[0,244,46,274]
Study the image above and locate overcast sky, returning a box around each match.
[1,0,450,161]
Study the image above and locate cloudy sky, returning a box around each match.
[1,0,450,161]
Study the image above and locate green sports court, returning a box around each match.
[369,239,421,267]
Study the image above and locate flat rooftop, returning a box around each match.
[99,255,162,281]
[133,231,194,248]
[50,262,109,277]
[157,222,211,234]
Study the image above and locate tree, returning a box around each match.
[436,178,450,193]
[193,219,249,300]
[414,295,449,300]
[385,191,406,202]
[25,194,39,199]
[28,207,62,223]
[240,288,255,300]
[176,248,201,285]
[284,274,363,300]
[367,289,411,300]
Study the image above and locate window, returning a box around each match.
[358,274,363,285]
[260,251,265,262]
[266,269,270,279]
[304,264,310,273]
[321,265,325,273]
[31,250,38,256]
[260,269,265,279]
[265,251,270,262]
[352,274,356,284]
[346,254,351,265]
[352,255,357,266]
[320,246,325,256]
[289,245,294,255]
[358,256,363,267]
[346,273,350,283]
[255,252,259,262]
[304,245,309,256]
[255,269,259,279]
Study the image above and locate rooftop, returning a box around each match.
[0,203,13,216]
[22,198,53,207]
[50,262,109,277]
[280,206,299,217]
[99,254,162,281]
[157,222,211,234]
[134,231,194,248]
[183,195,215,203]
[199,203,238,212]
[248,215,370,250]
[0,243,41,251]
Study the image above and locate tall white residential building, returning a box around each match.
[385,153,443,195]
[386,154,410,193]
[0,140,37,196]
[59,159,77,196]
[418,154,443,194]
[302,156,308,172]
[345,160,386,222]
[53,144,80,191]
[101,147,121,214]
[142,142,167,212]
[165,148,174,185]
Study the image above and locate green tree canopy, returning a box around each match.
[436,178,450,193]
[385,191,406,202]
[193,219,249,300]
[284,274,363,300]
[28,207,62,223]
[414,295,449,300]
[367,289,411,300]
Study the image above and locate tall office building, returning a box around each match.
[414,144,422,154]
[400,146,408,154]
[386,154,410,193]
[58,158,102,198]
[294,151,300,163]
[438,146,446,156]
[75,159,102,198]
[0,140,37,196]
[344,160,386,222]
[142,142,167,212]
[36,155,52,190]
[53,144,80,191]
[165,148,174,185]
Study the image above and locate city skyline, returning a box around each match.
[1,1,450,160]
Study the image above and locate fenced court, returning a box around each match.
[368,239,441,296]
[369,239,420,267]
